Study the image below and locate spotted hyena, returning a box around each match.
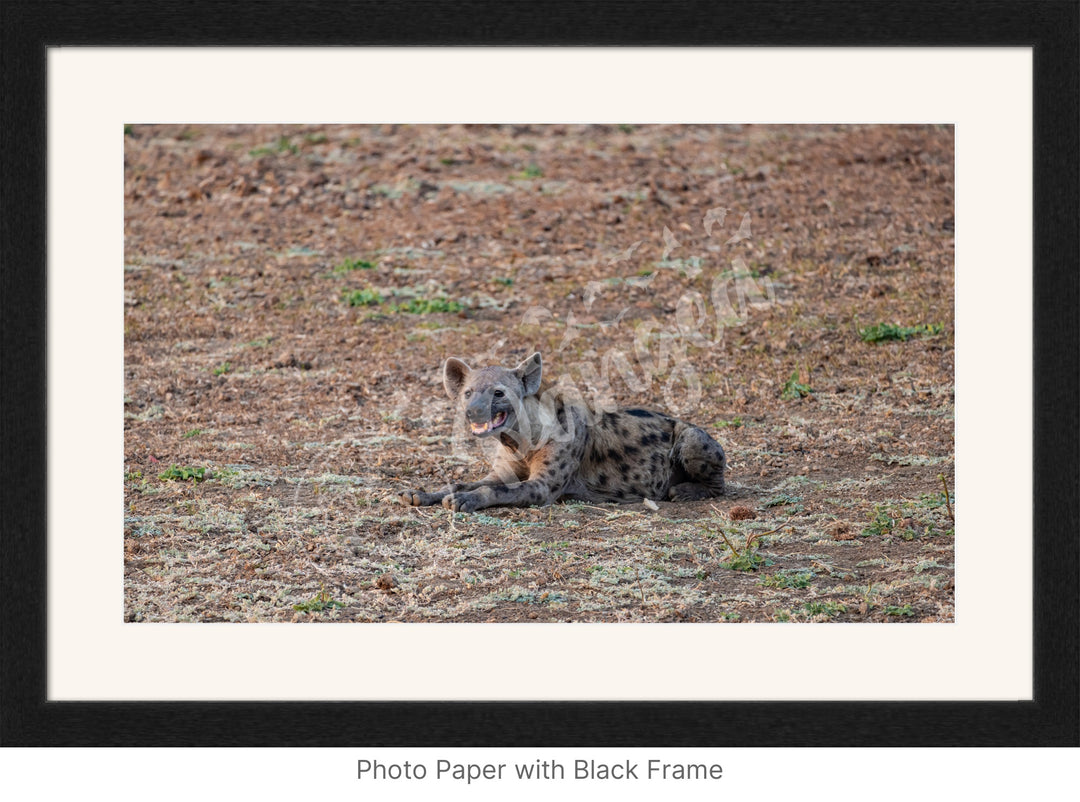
[400,352,726,513]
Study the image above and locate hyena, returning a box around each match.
[400,352,726,512]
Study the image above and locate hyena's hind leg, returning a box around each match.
[667,425,727,501]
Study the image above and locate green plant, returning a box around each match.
[391,296,464,315]
[780,369,811,400]
[858,504,919,540]
[917,492,947,509]
[762,569,814,589]
[212,361,232,376]
[181,428,204,440]
[712,417,744,429]
[292,588,345,613]
[124,124,134,136]
[861,505,894,537]
[716,529,767,572]
[512,163,543,180]
[762,492,801,508]
[333,257,376,274]
[802,600,847,617]
[249,136,298,157]
[885,604,915,617]
[864,507,889,539]
[158,465,208,483]
[343,288,383,307]
[859,322,944,343]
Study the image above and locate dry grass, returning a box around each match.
[125,123,954,623]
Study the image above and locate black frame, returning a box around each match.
[2,1,1077,747]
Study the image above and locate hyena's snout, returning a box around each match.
[465,394,509,435]
[465,397,491,423]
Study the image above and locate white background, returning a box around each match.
[48,47,1030,703]
[3,747,1075,800]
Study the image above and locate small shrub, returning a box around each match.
[719,536,767,572]
[249,136,297,157]
[293,588,345,613]
[713,514,783,573]
[343,288,383,307]
[391,296,464,315]
[158,465,208,483]
[861,505,894,537]
[712,417,744,429]
[762,493,801,508]
[917,492,947,509]
[859,322,943,343]
[762,569,814,589]
[780,370,811,400]
[511,163,543,180]
[802,600,846,617]
[333,257,376,274]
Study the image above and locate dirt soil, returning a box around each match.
[124,124,954,623]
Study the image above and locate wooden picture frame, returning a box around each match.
[1,0,1076,747]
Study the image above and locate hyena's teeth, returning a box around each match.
[471,411,508,434]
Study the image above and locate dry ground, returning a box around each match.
[124,123,954,623]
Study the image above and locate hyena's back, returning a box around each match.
[570,406,726,503]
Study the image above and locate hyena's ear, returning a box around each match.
[514,352,543,396]
[443,357,471,399]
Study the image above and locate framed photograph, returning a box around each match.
[2,1,1076,752]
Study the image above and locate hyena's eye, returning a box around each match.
[493,389,504,398]
[463,389,473,398]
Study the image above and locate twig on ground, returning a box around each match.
[938,473,954,522]
[744,523,790,551]
[717,528,741,558]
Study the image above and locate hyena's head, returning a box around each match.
[443,352,542,438]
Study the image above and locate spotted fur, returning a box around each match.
[400,352,726,513]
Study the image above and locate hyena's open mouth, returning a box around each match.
[470,410,508,434]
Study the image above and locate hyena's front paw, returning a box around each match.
[442,491,482,513]
[400,490,443,507]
